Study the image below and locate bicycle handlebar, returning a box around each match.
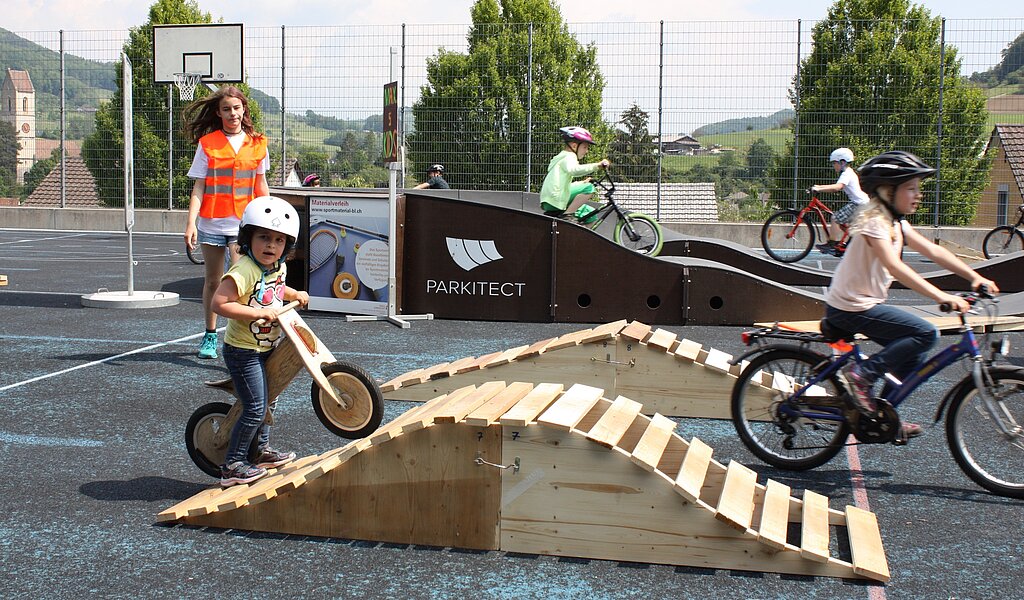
[938,285,994,313]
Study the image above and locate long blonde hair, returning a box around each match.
[849,186,898,241]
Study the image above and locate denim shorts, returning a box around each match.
[197,230,238,247]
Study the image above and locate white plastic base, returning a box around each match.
[81,290,180,309]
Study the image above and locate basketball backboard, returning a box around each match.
[152,23,244,84]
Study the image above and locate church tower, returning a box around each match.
[1,68,37,184]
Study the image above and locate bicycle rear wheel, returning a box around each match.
[981,226,1024,259]
[761,210,815,263]
[613,212,663,256]
[945,367,1024,498]
[731,348,850,470]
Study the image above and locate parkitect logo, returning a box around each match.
[427,237,525,297]
[445,237,503,271]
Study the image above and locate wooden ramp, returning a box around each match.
[159,382,889,582]
[380,320,758,419]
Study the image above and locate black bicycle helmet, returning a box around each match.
[428,164,445,174]
[857,151,936,195]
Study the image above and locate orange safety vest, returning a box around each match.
[198,130,268,219]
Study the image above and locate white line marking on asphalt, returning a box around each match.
[0,328,224,393]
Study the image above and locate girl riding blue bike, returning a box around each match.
[822,151,999,439]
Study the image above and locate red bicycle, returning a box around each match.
[761,191,850,263]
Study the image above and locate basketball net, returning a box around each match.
[172,72,202,101]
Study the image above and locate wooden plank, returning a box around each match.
[400,386,478,433]
[618,320,652,343]
[0,274,7,286]
[464,382,534,426]
[800,489,831,563]
[431,357,476,379]
[481,345,529,368]
[579,319,628,343]
[544,328,594,351]
[536,384,605,431]
[516,337,557,360]
[674,437,712,503]
[714,461,758,531]
[756,479,791,550]
[157,485,225,522]
[700,347,738,376]
[498,383,564,426]
[673,338,703,362]
[461,351,503,372]
[645,328,678,353]
[432,380,508,424]
[585,395,643,448]
[629,413,677,472]
[845,506,891,582]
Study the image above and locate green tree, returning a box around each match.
[22,148,60,197]
[0,120,18,197]
[408,0,608,190]
[971,31,1024,86]
[608,103,656,183]
[82,0,263,209]
[769,0,990,225]
[745,138,777,181]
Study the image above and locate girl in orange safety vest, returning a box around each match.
[183,85,270,360]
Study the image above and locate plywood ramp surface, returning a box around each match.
[160,381,888,582]
[380,320,771,419]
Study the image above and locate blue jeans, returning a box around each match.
[825,303,938,398]
[222,343,272,465]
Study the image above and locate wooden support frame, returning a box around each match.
[160,381,889,582]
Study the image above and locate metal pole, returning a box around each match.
[791,19,802,210]
[526,23,534,192]
[656,21,664,220]
[60,30,66,209]
[400,24,407,186]
[168,85,173,210]
[280,26,287,186]
[934,18,946,227]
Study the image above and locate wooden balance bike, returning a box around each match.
[185,301,384,477]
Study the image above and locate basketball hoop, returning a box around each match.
[172,72,203,101]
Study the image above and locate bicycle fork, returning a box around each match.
[970,359,1024,446]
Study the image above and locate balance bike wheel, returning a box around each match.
[185,401,259,478]
[312,361,384,439]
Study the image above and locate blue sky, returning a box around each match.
[5,0,1022,32]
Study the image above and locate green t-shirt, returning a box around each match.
[539,150,602,212]
[223,255,288,351]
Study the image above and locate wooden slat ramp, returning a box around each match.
[159,382,889,582]
[380,320,770,419]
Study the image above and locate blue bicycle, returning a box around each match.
[729,290,1024,498]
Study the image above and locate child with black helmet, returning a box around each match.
[823,151,998,440]
[414,164,450,189]
[211,196,310,486]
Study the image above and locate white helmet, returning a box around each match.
[829,147,854,163]
[241,196,300,241]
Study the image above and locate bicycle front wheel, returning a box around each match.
[946,367,1024,498]
[613,212,663,257]
[732,348,850,470]
[761,210,815,263]
[981,226,1024,259]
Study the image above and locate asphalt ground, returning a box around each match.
[0,228,1020,600]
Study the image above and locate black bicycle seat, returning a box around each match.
[819,318,856,343]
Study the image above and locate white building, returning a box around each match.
[1,68,36,184]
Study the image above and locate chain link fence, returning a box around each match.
[2,18,1022,226]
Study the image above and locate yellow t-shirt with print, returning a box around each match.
[223,256,288,351]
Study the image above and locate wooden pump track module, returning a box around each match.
[160,380,889,582]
